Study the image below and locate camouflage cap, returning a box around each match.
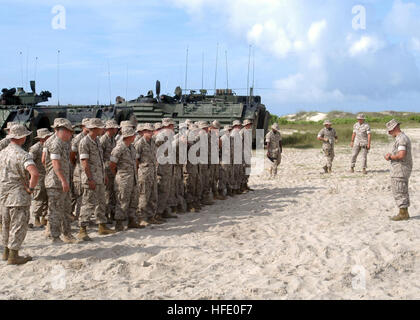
[154,122,163,130]
[357,113,366,120]
[243,119,253,126]
[121,126,136,138]
[323,120,332,125]
[86,118,105,129]
[6,121,19,130]
[386,119,400,132]
[211,120,221,129]
[223,124,232,131]
[7,124,32,139]
[105,119,120,129]
[52,118,74,132]
[232,120,242,127]
[136,123,144,132]
[198,120,209,129]
[179,122,188,130]
[120,120,135,128]
[142,123,155,131]
[185,119,193,125]
[162,118,175,127]
[272,123,280,130]
[82,118,91,126]
[35,128,53,140]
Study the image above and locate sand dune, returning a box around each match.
[0,129,418,300]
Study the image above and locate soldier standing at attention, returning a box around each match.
[29,129,53,227]
[110,126,142,231]
[0,124,39,265]
[78,119,115,241]
[70,118,90,220]
[184,122,201,212]
[135,123,160,225]
[219,125,233,197]
[99,120,119,223]
[384,119,413,221]
[350,114,371,174]
[265,123,283,178]
[209,120,224,200]
[44,119,77,243]
[317,120,338,174]
[240,119,254,192]
[231,120,243,194]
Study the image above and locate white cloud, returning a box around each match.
[307,20,327,45]
[349,36,384,57]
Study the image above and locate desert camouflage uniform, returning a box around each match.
[172,133,187,211]
[111,141,139,221]
[351,122,371,169]
[209,131,220,197]
[29,142,48,220]
[155,130,174,214]
[219,131,233,196]
[71,132,86,218]
[79,135,107,227]
[0,137,10,151]
[45,136,73,238]
[240,128,253,189]
[198,131,212,203]
[0,144,34,250]
[99,133,117,220]
[231,128,243,191]
[317,127,337,169]
[390,132,413,209]
[135,136,157,219]
[184,129,201,208]
[265,130,282,176]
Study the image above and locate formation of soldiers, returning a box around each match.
[0,117,255,265]
[0,113,414,266]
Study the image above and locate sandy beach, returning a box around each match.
[0,129,418,300]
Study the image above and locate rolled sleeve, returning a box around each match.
[50,153,61,160]
[24,160,36,169]
[80,154,90,160]
[398,146,407,151]
[110,156,118,163]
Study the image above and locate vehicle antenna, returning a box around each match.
[201,51,204,90]
[247,45,251,105]
[214,42,219,94]
[34,57,38,84]
[225,50,229,90]
[19,51,24,88]
[184,46,189,95]
[107,60,112,106]
[57,50,60,106]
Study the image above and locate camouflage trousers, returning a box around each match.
[46,188,72,238]
[2,206,30,251]
[232,164,243,190]
[157,173,171,215]
[351,144,369,169]
[184,164,200,205]
[30,184,48,219]
[105,172,116,219]
[322,146,335,168]
[391,178,410,209]
[79,184,107,227]
[138,167,157,219]
[173,164,186,209]
[268,151,282,176]
[219,164,232,195]
[209,164,220,195]
[72,181,83,219]
[115,176,138,221]
[199,164,212,200]
[168,165,178,208]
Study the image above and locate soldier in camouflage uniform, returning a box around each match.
[29,129,53,227]
[219,125,233,197]
[135,123,160,225]
[172,123,188,213]
[70,118,90,219]
[115,120,136,143]
[184,123,202,212]
[135,123,144,145]
[0,121,18,151]
[350,114,371,174]
[110,126,142,231]
[384,119,413,221]
[265,123,282,178]
[45,119,77,243]
[78,118,115,241]
[155,118,177,219]
[317,120,338,173]
[231,120,243,194]
[99,120,119,223]
[197,121,214,205]
[209,120,224,200]
[240,119,253,192]
[0,124,39,265]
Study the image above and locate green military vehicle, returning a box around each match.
[117,80,270,144]
[0,81,133,145]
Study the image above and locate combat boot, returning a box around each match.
[323,166,328,173]
[52,237,64,244]
[162,209,178,219]
[63,234,79,244]
[2,247,9,261]
[390,208,410,221]
[349,167,355,173]
[115,220,125,232]
[77,226,92,241]
[34,217,42,228]
[226,188,233,197]
[147,217,164,225]
[177,204,186,214]
[187,203,196,213]
[218,194,227,200]
[245,184,254,192]
[171,207,177,213]
[127,218,144,229]
[7,250,32,265]
[155,214,167,223]
[362,168,367,175]
[139,219,150,227]
[328,167,332,173]
[41,217,48,226]
[98,223,116,235]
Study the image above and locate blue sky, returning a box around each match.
[1,0,420,116]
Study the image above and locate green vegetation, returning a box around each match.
[271,111,420,148]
